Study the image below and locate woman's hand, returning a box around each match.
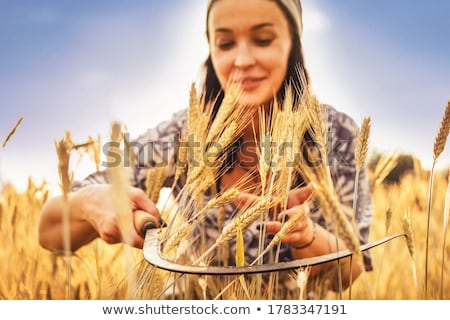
[39,184,162,251]
[233,184,363,287]
[77,185,162,248]
[234,184,315,247]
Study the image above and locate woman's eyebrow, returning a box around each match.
[214,27,233,33]
[251,22,274,31]
[214,22,275,33]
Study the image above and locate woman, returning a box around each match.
[39,0,373,296]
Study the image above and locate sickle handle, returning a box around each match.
[134,210,166,237]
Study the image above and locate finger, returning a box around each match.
[265,215,309,235]
[233,192,260,209]
[276,206,301,222]
[123,228,145,249]
[117,212,148,248]
[264,220,307,235]
[277,231,306,244]
[264,221,310,244]
[287,184,314,208]
[277,205,309,223]
[264,221,282,234]
[128,187,161,219]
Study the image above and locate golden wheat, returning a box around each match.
[433,100,450,161]
[145,166,167,204]
[2,116,24,148]
[355,117,371,171]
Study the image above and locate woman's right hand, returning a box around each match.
[39,184,162,252]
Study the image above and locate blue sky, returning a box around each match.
[1,0,449,191]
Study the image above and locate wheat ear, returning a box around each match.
[145,166,166,204]
[107,121,138,298]
[163,188,240,253]
[355,117,371,172]
[433,100,450,161]
[372,154,399,187]
[401,209,418,297]
[54,131,74,299]
[194,197,272,264]
[2,116,24,148]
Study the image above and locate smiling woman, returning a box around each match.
[38,0,374,299]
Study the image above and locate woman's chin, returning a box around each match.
[235,92,273,108]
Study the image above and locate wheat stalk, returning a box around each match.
[375,208,394,298]
[235,217,251,299]
[54,130,75,299]
[401,209,418,298]
[425,99,450,297]
[297,268,310,300]
[106,121,137,298]
[175,134,189,183]
[385,208,393,235]
[371,153,399,187]
[2,116,24,148]
[352,117,371,231]
[439,171,450,299]
[349,116,371,298]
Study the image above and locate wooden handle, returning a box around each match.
[134,210,160,237]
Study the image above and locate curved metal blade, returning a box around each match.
[143,229,405,275]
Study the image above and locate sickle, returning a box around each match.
[142,228,406,275]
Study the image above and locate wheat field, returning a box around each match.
[1,95,449,300]
[1,159,449,300]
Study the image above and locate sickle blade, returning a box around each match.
[143,229,405,275]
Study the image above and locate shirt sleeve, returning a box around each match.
[71,109,187,193]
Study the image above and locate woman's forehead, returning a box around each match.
[207,0,288,31]
[206,0,303,38]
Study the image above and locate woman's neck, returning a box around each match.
[240,103,269,143]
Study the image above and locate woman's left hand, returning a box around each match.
[234,184,315,247]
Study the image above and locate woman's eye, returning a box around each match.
[255,38,273,46]
[217,41,235,50]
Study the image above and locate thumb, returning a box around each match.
[287,183,314,208]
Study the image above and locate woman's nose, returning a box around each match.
[234,43,255,68]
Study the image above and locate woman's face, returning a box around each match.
[208,0,292,106]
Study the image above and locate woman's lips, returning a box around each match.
[236,77,265,91]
